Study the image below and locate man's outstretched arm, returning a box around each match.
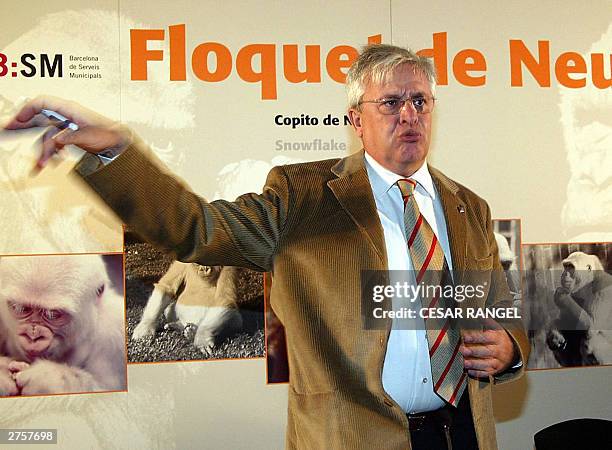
[4,96,290,272]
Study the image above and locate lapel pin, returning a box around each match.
[457,205,465,213]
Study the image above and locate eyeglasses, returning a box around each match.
[358,95,436,115]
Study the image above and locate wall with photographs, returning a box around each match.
[0,1,610,449]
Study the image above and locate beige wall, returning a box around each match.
[0,1,610,448]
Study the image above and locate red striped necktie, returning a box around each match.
[397,178,467,407]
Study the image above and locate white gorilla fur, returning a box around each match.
[132,262,242,355]
[0,255,127,396]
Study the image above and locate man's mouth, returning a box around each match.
[399,131,420,143]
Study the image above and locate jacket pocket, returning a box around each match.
[474,254,493,270]
[288,388,340,449]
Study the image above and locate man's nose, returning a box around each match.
[399,101,418,125]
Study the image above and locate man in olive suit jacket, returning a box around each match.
[7,44,528,450]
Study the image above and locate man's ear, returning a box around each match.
[348,109,363,137]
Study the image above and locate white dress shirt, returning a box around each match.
[364,152,454,413]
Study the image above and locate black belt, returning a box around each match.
[407,406,454,450]
[407,406,452,432]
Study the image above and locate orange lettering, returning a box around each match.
[169,24,186,81]
[236,44,277,100]
[130,29,164,80]
[191,42,232,82]
[283,45,321,83]
[591,53,612,89]
[417,32,448,85]
[555,52,586,88]
[368,34,382,44]
[452,49,486,86]
[509,40,550,87]
[326,45,358,83]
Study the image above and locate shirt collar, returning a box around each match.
[364,152,437,201]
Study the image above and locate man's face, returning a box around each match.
[349,64,433,176]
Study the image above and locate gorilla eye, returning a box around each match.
[43,309,64,322]
[8,301,31,318]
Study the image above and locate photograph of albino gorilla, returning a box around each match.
[126,238,264,363]
[523,242,612,369]
[133,262,242,355]
[0,253,127,396]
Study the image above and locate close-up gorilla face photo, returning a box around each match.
[0,253,126,397]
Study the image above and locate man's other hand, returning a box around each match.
[460,318,517,378]
[3,95,131,168]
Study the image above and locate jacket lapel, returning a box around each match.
[326,154,467,273]
[429,166,467,282]
[327,150,387,265]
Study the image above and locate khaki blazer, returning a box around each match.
[77,144,529,450]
